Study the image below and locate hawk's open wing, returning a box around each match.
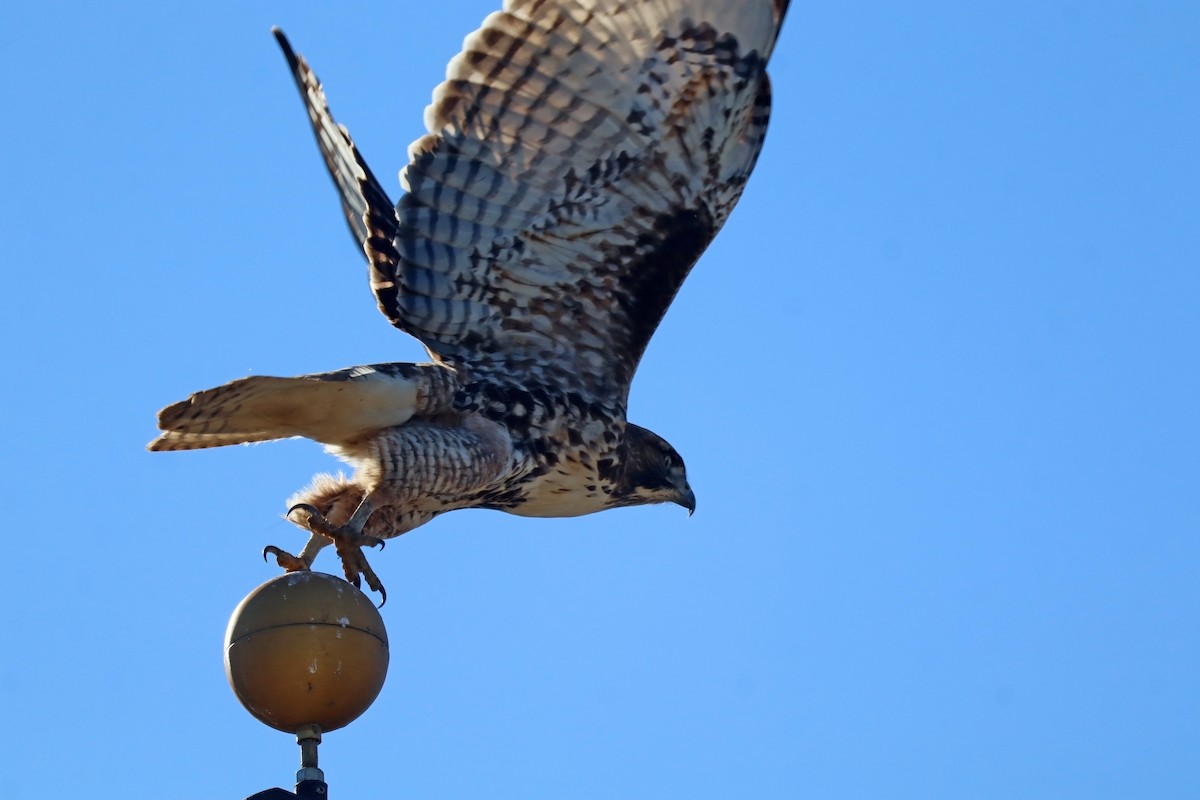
[277,0,788,399]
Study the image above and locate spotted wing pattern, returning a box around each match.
[282,1,788,399]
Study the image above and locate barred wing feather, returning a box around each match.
[279,0,789,398]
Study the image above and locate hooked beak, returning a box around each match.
[674,484,696,516]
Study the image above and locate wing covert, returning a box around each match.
[279,1,788,397]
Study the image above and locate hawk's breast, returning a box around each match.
[502,456,612,518]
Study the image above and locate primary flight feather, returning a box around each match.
[150,0,789,601]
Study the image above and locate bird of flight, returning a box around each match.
[150,1,790,603]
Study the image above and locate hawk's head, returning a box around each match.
[609,423,695,514]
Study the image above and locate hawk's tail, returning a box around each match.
[147,363,457,451]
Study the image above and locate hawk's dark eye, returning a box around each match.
[662,455,673,472]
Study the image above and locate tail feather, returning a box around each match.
[148,430,285,452]
[148,364,454,452]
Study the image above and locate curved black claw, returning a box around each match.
[262,544,309,572]
[335,547,388,607]
[287,503,322,522]
[349,575,387,608]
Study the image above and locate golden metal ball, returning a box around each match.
[224,571,389,734]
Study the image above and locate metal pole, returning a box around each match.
[294,724,328,798]
[243,725,329,800]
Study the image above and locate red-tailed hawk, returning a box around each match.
[150,0,790,602]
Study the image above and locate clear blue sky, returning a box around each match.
[3,2,1197,798]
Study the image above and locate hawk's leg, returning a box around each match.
[285,499,388,604]
[263,532,330,572]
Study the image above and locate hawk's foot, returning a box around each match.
[287,503,388,605]
[262,544,311,572]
